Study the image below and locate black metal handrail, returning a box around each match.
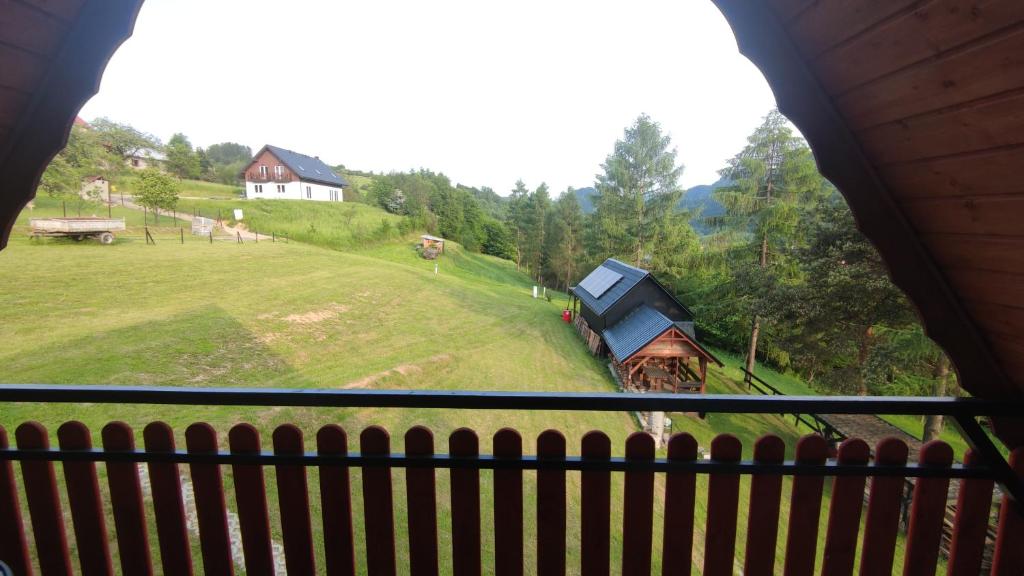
[0,384,1021,417]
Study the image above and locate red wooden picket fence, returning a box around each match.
[1,420,1023,576]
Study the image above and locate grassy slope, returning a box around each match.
[114,175,243,198]
[174,197,405,250]
[0,222,920,574]
[712,348,981,460]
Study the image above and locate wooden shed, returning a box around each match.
[570,259,722,393]
[420,234,445,253]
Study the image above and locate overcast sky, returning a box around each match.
[80,0,778,194]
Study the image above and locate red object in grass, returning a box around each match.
[562,310,572,323]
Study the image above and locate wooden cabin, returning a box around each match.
[570,259,722,393]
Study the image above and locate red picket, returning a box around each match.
[185,423,234,576]
[537,430,567,576]
[903,441,954,576]
[274,425,317,575]
[228,424,274,576]
[0,425,32,576]
[703,434,741,576]
[743,435,785,576]
[16,422,72,576]
[821,438,870,576]
[405,426,439,576]
[57,422,113,576]
[946,450,995,576]
[622,433,655,576]
[859,438,909,576]
[143,422,194,576]
[783,434,828,576]
[101,422,152,576]
[661,433,698,576]
[450,428,482,576]
[317,425,357,576]
[361,426,397,576]
[580,431,611,576]
[493,428,524,576]
[992,447,1024,576]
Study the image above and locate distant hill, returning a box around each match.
[574,187,597,213]
[678,178,729,234]
[572,180,729,234]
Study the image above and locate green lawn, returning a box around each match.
[0,223,925,574]
[114,175,243,198]
[173,197,406,250]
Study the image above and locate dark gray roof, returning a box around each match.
[602,305,673,361]
[571,258,648,317]
[602,306,723,365]
[264,145,348,187]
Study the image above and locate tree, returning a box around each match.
[481,219,515,260]
[38,126,113,212]
[506,180,530,270]
[715,109,823,377]
[521,183,551,279]
[205,142,252,165]
[90,117,161,161]
[593,114,685,267]
[165,133,201,179]
[544,189,585,290]
[135,169,180,223]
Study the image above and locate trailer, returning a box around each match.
[29,217,125,244]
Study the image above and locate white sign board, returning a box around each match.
[233,209,243,220]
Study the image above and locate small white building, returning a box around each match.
[242,145,347,202]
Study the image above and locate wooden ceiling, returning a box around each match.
[0,0,143,248]
[713,0,1024,442]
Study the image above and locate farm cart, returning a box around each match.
[29,217,125,244]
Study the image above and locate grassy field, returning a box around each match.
[0,217,924,574]
[173,196,406,250]
[114,176,243,198]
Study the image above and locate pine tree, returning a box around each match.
[593,114,684,267]
[716,109,822,377]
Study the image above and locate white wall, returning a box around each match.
[245,180,343,202]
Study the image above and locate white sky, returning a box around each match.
[80,0,778,194]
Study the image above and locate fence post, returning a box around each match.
[180,228,184,244]
[63,201,66,217]
[255,231,258,244]
[272,232,276,243]
[237,231,243,244]
[209,230,213,244]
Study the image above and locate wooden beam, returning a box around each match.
[711,0,1022,446]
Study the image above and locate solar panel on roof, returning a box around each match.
[578,266,623,298]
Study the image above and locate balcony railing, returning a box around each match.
[247,173,292,183]
[0,385,1022,575]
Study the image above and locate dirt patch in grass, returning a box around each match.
[343,354,452,389]
[283,303,350,325]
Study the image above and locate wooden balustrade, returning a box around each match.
[1,419,1022,576]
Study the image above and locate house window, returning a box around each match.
[259,165,268,178]
[306,186,312,199]
[277,184,285,193]
[131,158,140,167]
[274,165,284,178]
[254,184,263,194]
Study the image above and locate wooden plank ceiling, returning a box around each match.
[0,0,143,247]
[713,0,1024,421]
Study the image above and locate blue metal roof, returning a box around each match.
[602,305,673,362]
[265,145,348,187]
[571,258,648,317]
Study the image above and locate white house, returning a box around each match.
[242,145,347,202]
